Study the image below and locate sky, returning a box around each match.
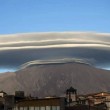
[0,0,110,34]
[0,0,110,72]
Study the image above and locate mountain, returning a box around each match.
[0,63,110,97]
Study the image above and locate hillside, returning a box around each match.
[0,63,110,97]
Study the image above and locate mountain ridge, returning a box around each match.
[0,63,110,97]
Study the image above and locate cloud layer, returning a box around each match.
[0,32,110,72]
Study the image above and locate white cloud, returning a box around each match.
[0,31,110,71]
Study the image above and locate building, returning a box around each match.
[66,87,77,106]
[0,91,26,110]
[0,88,110,110]
[86,92,110,105]
[0,91,7,97]
[4,95,15,110]
[13,97,65,110]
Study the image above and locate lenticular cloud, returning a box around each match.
[0,31,110,71]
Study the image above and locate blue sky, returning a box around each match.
[0,0,110,34]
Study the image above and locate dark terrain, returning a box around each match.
[0,63,110,97]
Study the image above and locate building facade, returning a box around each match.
[13,97,65,110]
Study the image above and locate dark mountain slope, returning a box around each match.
[0,63,110,97]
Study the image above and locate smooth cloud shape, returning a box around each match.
[0,31,110,72]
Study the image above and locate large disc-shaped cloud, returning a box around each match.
[0,32,110,72]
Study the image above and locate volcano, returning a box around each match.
[0,62,110,97]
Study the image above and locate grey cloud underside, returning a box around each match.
[0,32,110,71]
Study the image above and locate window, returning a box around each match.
[16,107,19,110]
[52,106,57,110]
[52,106,60,110]
[35,107,40,110]
[29,107,34,110]
[57,106,60,110]
[24,107,28,110]
[19,107,23,110]
[13,107,19,110]
[13,107,15,110]
[46,106,51,110]
[40,106,45,110]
